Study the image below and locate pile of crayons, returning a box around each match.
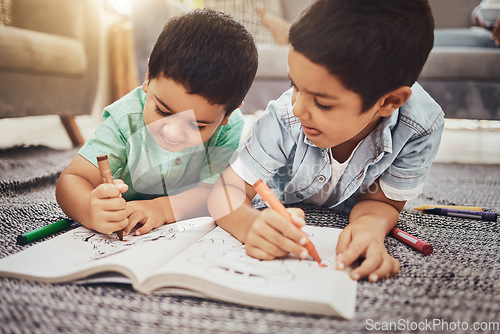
[415,205,497,222]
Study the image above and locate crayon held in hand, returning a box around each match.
[97,154,124,241]
[253,179,325,267]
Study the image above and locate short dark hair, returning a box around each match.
[148,9,258,116]
[289,0,434,112]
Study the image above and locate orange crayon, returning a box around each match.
[253,179,325,267]
[97,154,124,241]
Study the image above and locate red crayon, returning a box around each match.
[392,227,433,255]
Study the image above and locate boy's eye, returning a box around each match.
[155,106,172,117]
[189,122,207,131]
[314,99,332,111]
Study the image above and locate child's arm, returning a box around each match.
[208,166,309,260]
[56,155,129,234]
[335,179,404,282]
[122,183,213,236]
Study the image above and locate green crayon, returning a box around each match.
[17,219,73,245]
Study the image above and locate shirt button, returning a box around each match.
[174,158,182,165]
[318,175,326,182]
[296,193,304,200]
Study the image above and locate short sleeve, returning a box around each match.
[232,92,297,183]
[199,110,244,184]
[379,126,443,201]
[78,110,128,179]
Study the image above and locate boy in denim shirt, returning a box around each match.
[208,0,444,282]
[56,10,257,237]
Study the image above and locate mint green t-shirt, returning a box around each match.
[79,87,244,201]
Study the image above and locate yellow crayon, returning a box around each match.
[414,205,483,212]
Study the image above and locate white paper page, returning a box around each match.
[144,226,357,318]
[0,217,215,285]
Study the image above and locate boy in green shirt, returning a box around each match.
[56,9,258,237]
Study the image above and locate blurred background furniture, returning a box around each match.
[131,0,312,115]
[131,0,500,119]
[0,0,100,147]
[419,0,500,120]
[132,0,187,85]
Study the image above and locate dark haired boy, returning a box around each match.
[56,9,258,236]
[209,0,444,282]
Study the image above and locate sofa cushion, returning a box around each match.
[420,47,500,80]
[0,26,86,75]
[281,0,313,22]
[255,43,289,78]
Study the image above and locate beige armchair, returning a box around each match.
[0,0,100,147]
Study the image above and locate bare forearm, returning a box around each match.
[208,182,259,243]
[215,196,260,243]
[55,174,94,228]
[349,199,400,236]
[154,184,212,222]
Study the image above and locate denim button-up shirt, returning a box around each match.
[232,83,444,212]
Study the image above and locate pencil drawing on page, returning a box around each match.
[187,237,294,285]
[72,224,194,264]
[186,228,335,286]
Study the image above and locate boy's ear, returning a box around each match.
[220,113,232,125]
[377,86,412,117]
[220,102,243,125]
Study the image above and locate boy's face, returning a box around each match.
[287,47,383,149]
[142,76,230,152]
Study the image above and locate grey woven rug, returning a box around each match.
[1,146,499,333]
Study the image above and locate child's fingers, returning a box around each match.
[246,234,288,258]
[113,179,128,193]
[259,210,308,259]
[134,220,157,236]
[123,211,146,236]
[94,183,122,199]
[390,258,400,276]
[287,208,305,227]
[336,228,352,255]
[100,197,127,211]
[335,238,364,271]
[245,244,277,261]
[368,257,400,282]
[101,208,129,224]
[247,221,297,258]
[261,209,306,246]
[350,251,383,281]
[98,218,129,235]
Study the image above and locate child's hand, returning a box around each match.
[123,199,171,236]
[89,180,129,234]
[244,208,309,261]
[335,220,400,282]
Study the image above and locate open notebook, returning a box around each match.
[0,217,356,318]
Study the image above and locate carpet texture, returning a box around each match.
[0,146,499,333]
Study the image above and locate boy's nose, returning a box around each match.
[292,92,309,120]
[162,121,185,141]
